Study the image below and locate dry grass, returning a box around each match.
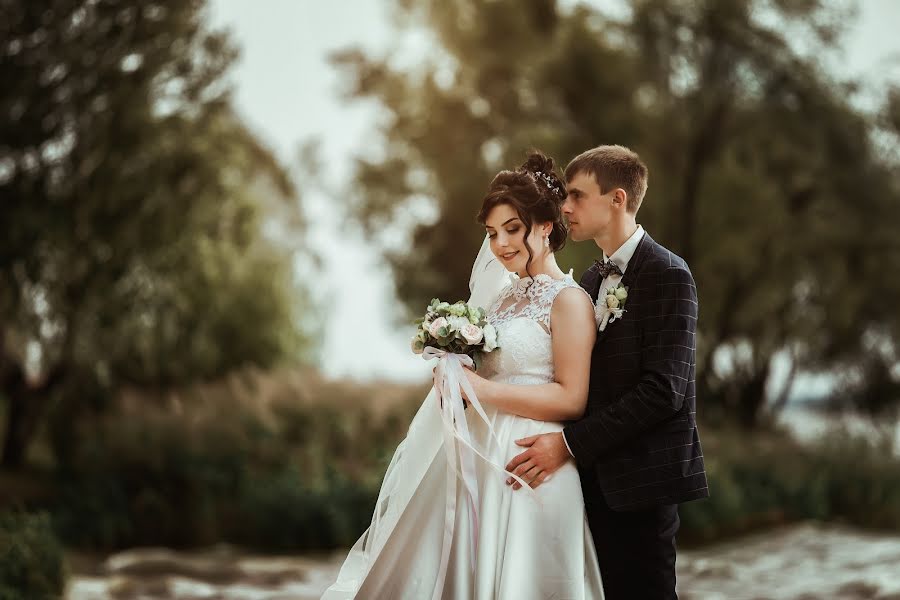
[114,365,430,425]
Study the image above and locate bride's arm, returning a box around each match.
[464,287,596,421]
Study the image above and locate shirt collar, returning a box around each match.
[602,225,645,274]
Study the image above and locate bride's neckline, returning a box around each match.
[508,271,573,288]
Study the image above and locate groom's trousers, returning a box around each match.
[585,491,680,600]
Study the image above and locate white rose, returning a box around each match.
[448,315,470,332]
[429,317,449,338]
[460,324,484,345]
[606,294,620,309]
[614,286,628,301]
[482,323,498,352]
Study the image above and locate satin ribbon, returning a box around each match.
[422,346,535,600]
[596,305,625,331]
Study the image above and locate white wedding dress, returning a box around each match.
[322,238,604,600]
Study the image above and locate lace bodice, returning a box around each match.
[477,273,587,386]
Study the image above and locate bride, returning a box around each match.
[322,151,604,599]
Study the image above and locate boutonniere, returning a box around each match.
[595,283,628,331]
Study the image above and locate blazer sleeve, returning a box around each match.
[563,264,698,468]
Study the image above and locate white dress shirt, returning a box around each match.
[562,225,646,458]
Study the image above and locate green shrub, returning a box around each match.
[679,427,900,544]
[13,366,900,553]
[48,380,418,551]
[52,411,253,549]
[230,465,380,551]
[0,511,66,600]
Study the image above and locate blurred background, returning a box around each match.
[2,0,899,598]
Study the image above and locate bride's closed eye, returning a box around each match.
[487,226,520,240]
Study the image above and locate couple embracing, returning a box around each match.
[323,145,709,600]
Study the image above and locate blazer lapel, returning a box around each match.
[594,231,654,344]
[619,231,654,291]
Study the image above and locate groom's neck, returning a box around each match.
[595,219,638,258]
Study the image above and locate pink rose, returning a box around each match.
[460,324,484,345]
[428,317,449,338]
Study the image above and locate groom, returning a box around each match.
[505,145,708,599]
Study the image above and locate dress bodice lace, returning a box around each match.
[477,273,586,386]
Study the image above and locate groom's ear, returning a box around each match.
[611,189,628,209]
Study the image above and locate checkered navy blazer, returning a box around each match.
[563,232,709,511]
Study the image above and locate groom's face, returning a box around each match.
[562,171,613,242]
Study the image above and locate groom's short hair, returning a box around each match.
[564,145,648,213]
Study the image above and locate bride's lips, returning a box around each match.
[500,251,519,262]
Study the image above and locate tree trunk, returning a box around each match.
[1,367,31,469]
[737,362,771,429]
[676,96,730,265]
[1,363,65,469]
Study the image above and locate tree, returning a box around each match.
[0,0,314,467]
[332,0,900,427]
[624,0,900,424]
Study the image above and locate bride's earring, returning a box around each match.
[544,234,550,248]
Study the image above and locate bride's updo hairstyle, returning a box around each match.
[477,150,568,275]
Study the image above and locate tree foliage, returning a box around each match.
[333,0,900,426]
[0,0,314,466]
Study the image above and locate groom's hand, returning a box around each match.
[505,432,570,491]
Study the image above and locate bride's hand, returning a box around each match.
[461,366,483,403]
[432,365,474,409]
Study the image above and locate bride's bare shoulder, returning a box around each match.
[551,284,594,315]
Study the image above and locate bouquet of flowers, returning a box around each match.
[411,299,499,357]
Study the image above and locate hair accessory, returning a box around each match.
[529,170,563,197]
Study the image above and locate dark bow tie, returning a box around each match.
[594,259,623,279]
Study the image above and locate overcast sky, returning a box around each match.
[207,0,900,382]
